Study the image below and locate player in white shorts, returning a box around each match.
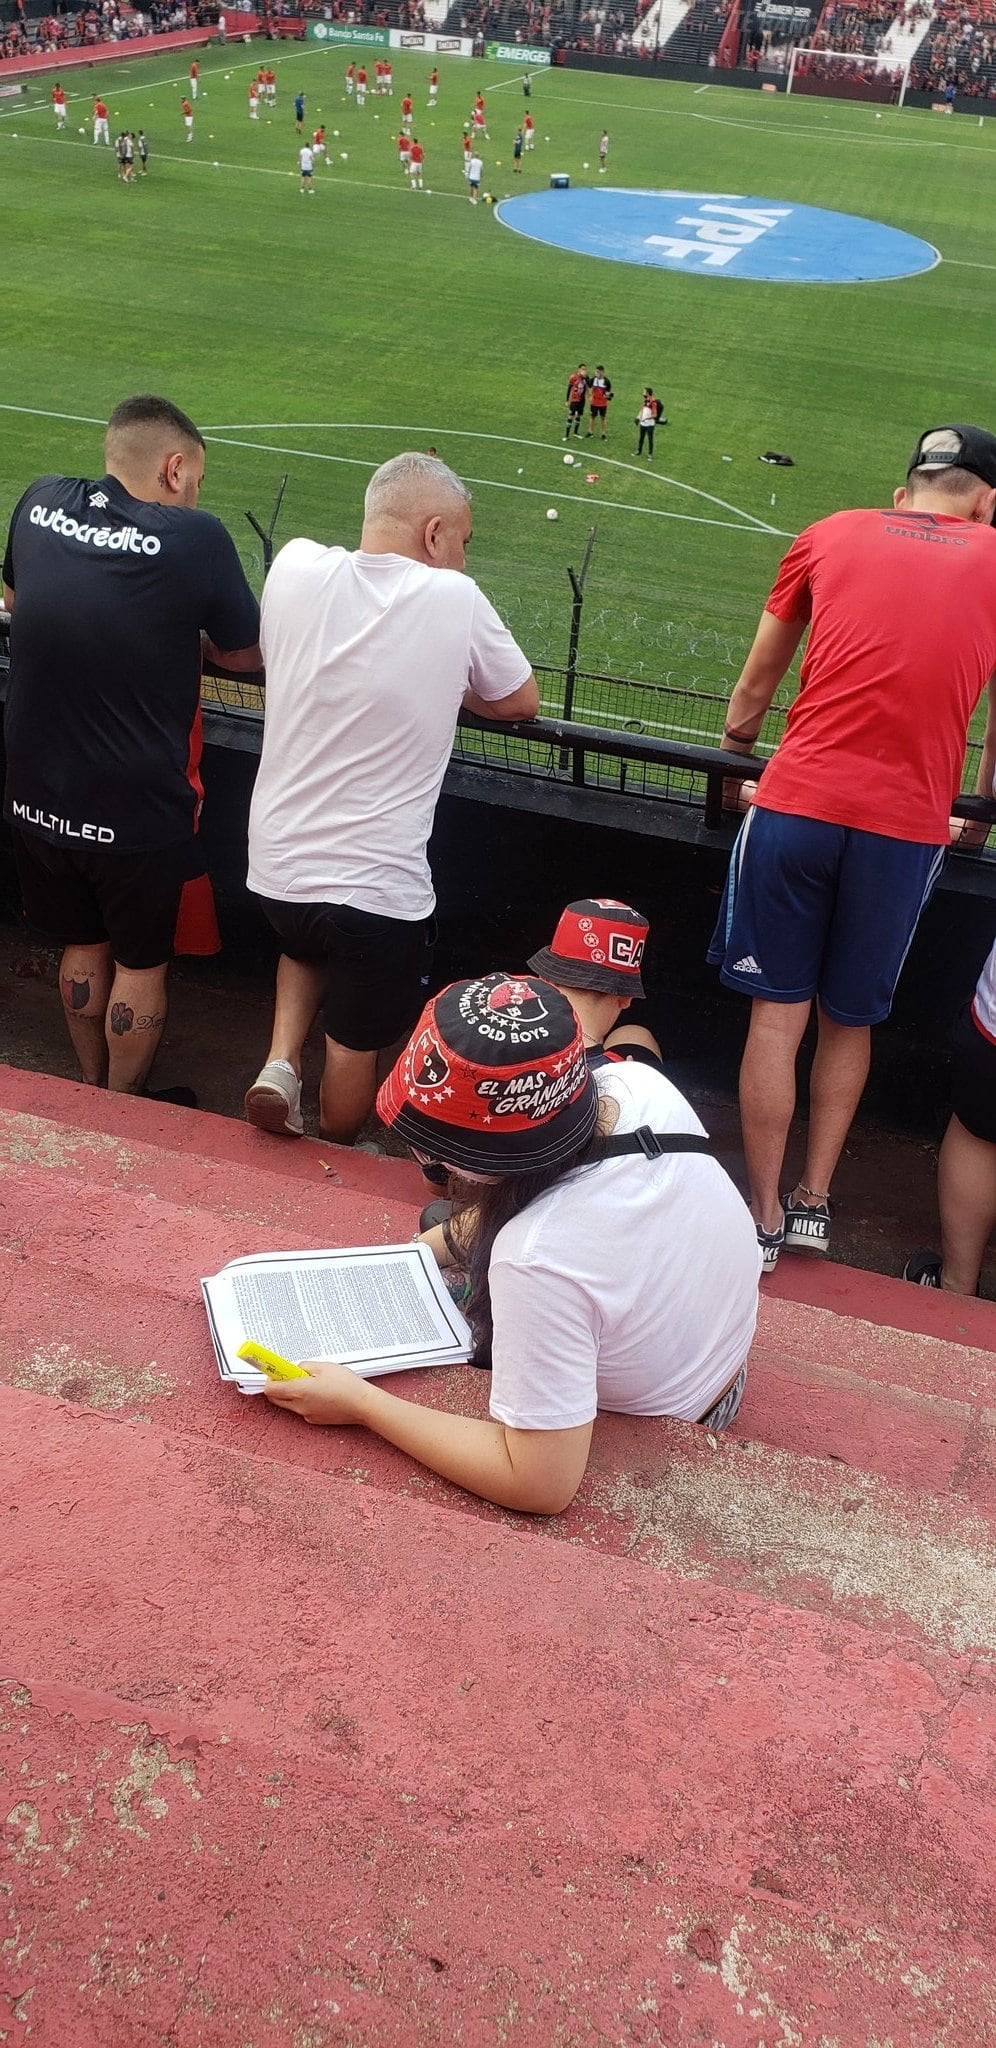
[345,63,354,96]
[93,102,110,145]
[398,128,411,175]
[384,61,393,94]
[356,67,367,107]
[428,67,438,107]
[249,81,259,118]
[409,137,424,189]
[312,124,326,160]
[52,83,66,127]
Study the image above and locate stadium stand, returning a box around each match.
[910,0,996,97]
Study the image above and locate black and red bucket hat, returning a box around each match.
[376,974,599,1178]
[527,898,648,999]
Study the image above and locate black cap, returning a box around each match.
[907,425,996,492]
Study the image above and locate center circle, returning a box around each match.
[495,188,939,285]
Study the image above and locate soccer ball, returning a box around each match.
[583,160,589,169]
[563,453,575,466]
[79,125,85,133]
[546,508,559,521]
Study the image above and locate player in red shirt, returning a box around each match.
[428,66,438,106]
[397,127,412,174]
[93,97,110,145]
[313,123,326,159]
[248,79,259,118]
[181,96,194,142]
[523,111,535,149]
[52,81,66,127]
[401,91,413,132]
[190,58,199,100]
[710,425,996,1268]
[471,101,486,143]
[356,64,367,108]
[408,135,424,189]
[564,364,588,439]
[345,62,355,97]
[383,60,393,95]
[462,127,472,174]
[265,67,276,105]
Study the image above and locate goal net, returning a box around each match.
[785,44,911,108]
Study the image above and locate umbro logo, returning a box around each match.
[87,491,109,509]
[732,955,762,975]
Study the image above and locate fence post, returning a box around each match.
[559,525,597,772]
[245,474,288,579]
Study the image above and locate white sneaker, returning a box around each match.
[245,1059,304,1137]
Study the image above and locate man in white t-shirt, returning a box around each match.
[245,453,538,1146]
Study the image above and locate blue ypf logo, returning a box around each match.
[496,188,938,285]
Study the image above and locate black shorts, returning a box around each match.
[259,897,434,1053]
[949,1002,996,1145]
[12,829,199,970]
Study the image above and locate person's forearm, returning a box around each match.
[347,1379,556,1511]
[720,679,777,753]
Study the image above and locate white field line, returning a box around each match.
[0,404,794,537]
[192,422,785,532]
[556,88,996,155]
[201,432,794,534]
[0,125,471,199]
[0,45,524,117]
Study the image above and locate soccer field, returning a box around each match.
[4,46,996,738]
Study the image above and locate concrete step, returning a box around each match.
[2,1383,995,2048]
[2,1076,995,1667]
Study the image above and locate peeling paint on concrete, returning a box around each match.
[598,1442,996,1651]
[0,1112,134,1175]
[109,1733,200,1839]
[5,1342,173,1410]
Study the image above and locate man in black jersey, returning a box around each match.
[2,394,261,1097]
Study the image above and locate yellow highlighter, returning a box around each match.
[237,1341,311,1383]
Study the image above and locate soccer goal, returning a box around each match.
[785,44,912,109]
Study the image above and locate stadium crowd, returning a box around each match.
[2,397,996,1502]
[1,0,214,61]
[910,0,996,97]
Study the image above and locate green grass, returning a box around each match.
[4,47,996,747]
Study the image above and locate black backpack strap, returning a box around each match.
[595,1125,711,1160]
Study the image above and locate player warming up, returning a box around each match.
[52,82,66,128]
[299,142,315,193]
[181,96,194,143]
[428,67,439,106]
[93,97,110,145]
[249,79,259,119]
[564,364,588,439]
[409,136,425,189]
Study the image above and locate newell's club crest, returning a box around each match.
[411,1033,450,1091]
[486,979,549,1028]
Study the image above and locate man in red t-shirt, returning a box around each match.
[401,91,413,132]
[409,136,424,189]
[709,425,996,1269]
[181,96,194,142]
[52,81,66,127]
[190,58,199,100]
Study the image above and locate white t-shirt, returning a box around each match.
[247,542,531,918]
[972,935,996,1042]
[299,146,314,172]
[469,155,483,180]
[488,1061,761,1430]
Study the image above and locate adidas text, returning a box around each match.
[732,954,762,975]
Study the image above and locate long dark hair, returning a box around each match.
[455,1129,604,1366]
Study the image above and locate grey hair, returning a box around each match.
[363,451,470,524]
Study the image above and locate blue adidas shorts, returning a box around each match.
[707,808,946,1027]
